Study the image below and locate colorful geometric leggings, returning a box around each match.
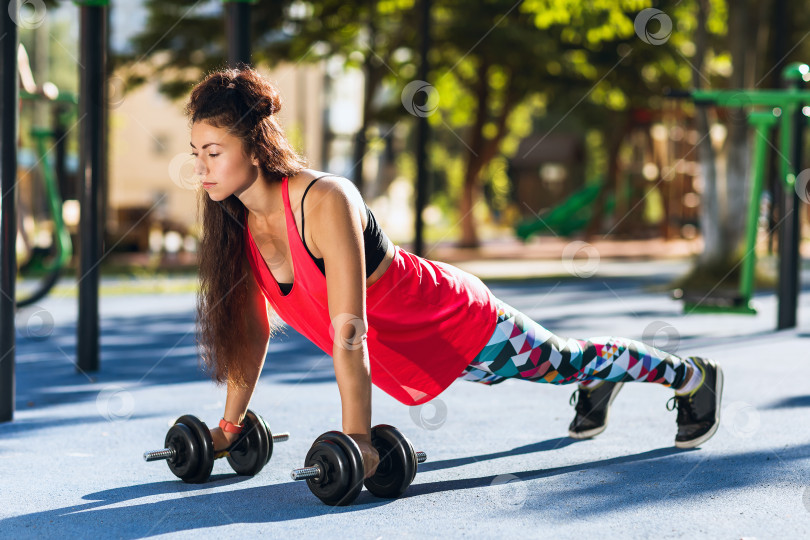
[458,298,688,388]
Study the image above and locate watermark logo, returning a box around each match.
[795,168,810,204]
[9,0,47,29]
[634,8,672,45]
[108,75,127,109]
[329,313,367,351]
[726,92,753,123]
[401,80,439,118]
[490,473,529,510]
[642,320,681,354]
[722,401,761,439]
[254,236,288,275]
[168,152,202,190]
[96,385,135,422]
[16,305,54,341]
[561,241,600,278]
[410,399,447,431]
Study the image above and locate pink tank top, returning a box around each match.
[244,177,498,406]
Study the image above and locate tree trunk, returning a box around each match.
[584,110,631,238]
[694,0,722,266]
[720,2,752,262]
[458,67,515,248]
[351,12,379,197]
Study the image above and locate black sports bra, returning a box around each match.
[277,175,390,295]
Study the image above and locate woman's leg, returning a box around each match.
[459,297,723,448]
[459,298,690,388]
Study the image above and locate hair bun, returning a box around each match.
[256,92,281,118]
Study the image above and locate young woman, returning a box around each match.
[188,67,724,480]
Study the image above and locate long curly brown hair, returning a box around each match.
[185,65,307,386]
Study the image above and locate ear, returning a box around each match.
[251,154,259,167]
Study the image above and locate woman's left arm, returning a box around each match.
[311,180,379,477]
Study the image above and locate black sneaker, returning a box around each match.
[568,380,625,439]
[668,357,724,449]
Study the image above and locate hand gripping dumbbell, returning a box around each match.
[290,424,426,506]
[143,409,289,483]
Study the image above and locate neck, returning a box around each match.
[236,170,283,220]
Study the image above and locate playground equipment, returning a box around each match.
[15,45,76,308]
[1,0,261,422]
[515,181,615,239]
[670,63,809,328]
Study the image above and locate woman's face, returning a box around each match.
[190,121,259,201]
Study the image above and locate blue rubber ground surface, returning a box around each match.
[2,262,810,538]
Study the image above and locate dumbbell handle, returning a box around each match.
[291,450,427,481]
[144,448,176,462]
[143,431,291,462]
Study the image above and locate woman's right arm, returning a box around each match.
[211,272,271,451]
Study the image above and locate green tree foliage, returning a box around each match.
[117,0,809,258]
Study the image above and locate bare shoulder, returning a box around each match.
[296,170,365,218]
[291,170,366,259]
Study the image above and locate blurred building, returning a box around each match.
[510,132,586,218]
[107,61,327,253]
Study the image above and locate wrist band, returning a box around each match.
[219,418,243,434]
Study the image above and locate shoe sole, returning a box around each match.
[568,382,625,439]
[674,360,724,449]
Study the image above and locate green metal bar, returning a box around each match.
[739,112,777,306]
[692,89,810,107]
[32,127,73,271]
[685,304,758,315]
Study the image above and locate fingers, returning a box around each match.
[364,459,378,478]
[210,426,240,452]
[361,446,380,479]
[346,435,380,479]
[210,427,230,452]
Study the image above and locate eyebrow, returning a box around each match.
[189,142,222,149]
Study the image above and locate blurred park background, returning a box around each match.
[5,4,810,534]
[12,0,810,296]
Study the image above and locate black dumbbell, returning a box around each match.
[290,424,426,506]
[143,409,289,483]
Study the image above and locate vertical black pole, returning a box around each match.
[77,1,108,373]
[413,0,431,257]
[1,0,20,422]
[223,0,253,67]
[777,65,806,330]
[767,0,788,256]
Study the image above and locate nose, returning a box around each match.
[193,155,207,176]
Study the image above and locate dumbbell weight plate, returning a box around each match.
[164,423,201,481]
[306,431,364,506]
[226,409,271,476]
[172,415,215,484]
[364,424,417,499]
[255,411,274,465]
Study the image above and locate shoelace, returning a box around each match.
[666,395,697,424]
[569,388,593,413]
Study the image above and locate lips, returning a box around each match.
[202,182,217,190]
